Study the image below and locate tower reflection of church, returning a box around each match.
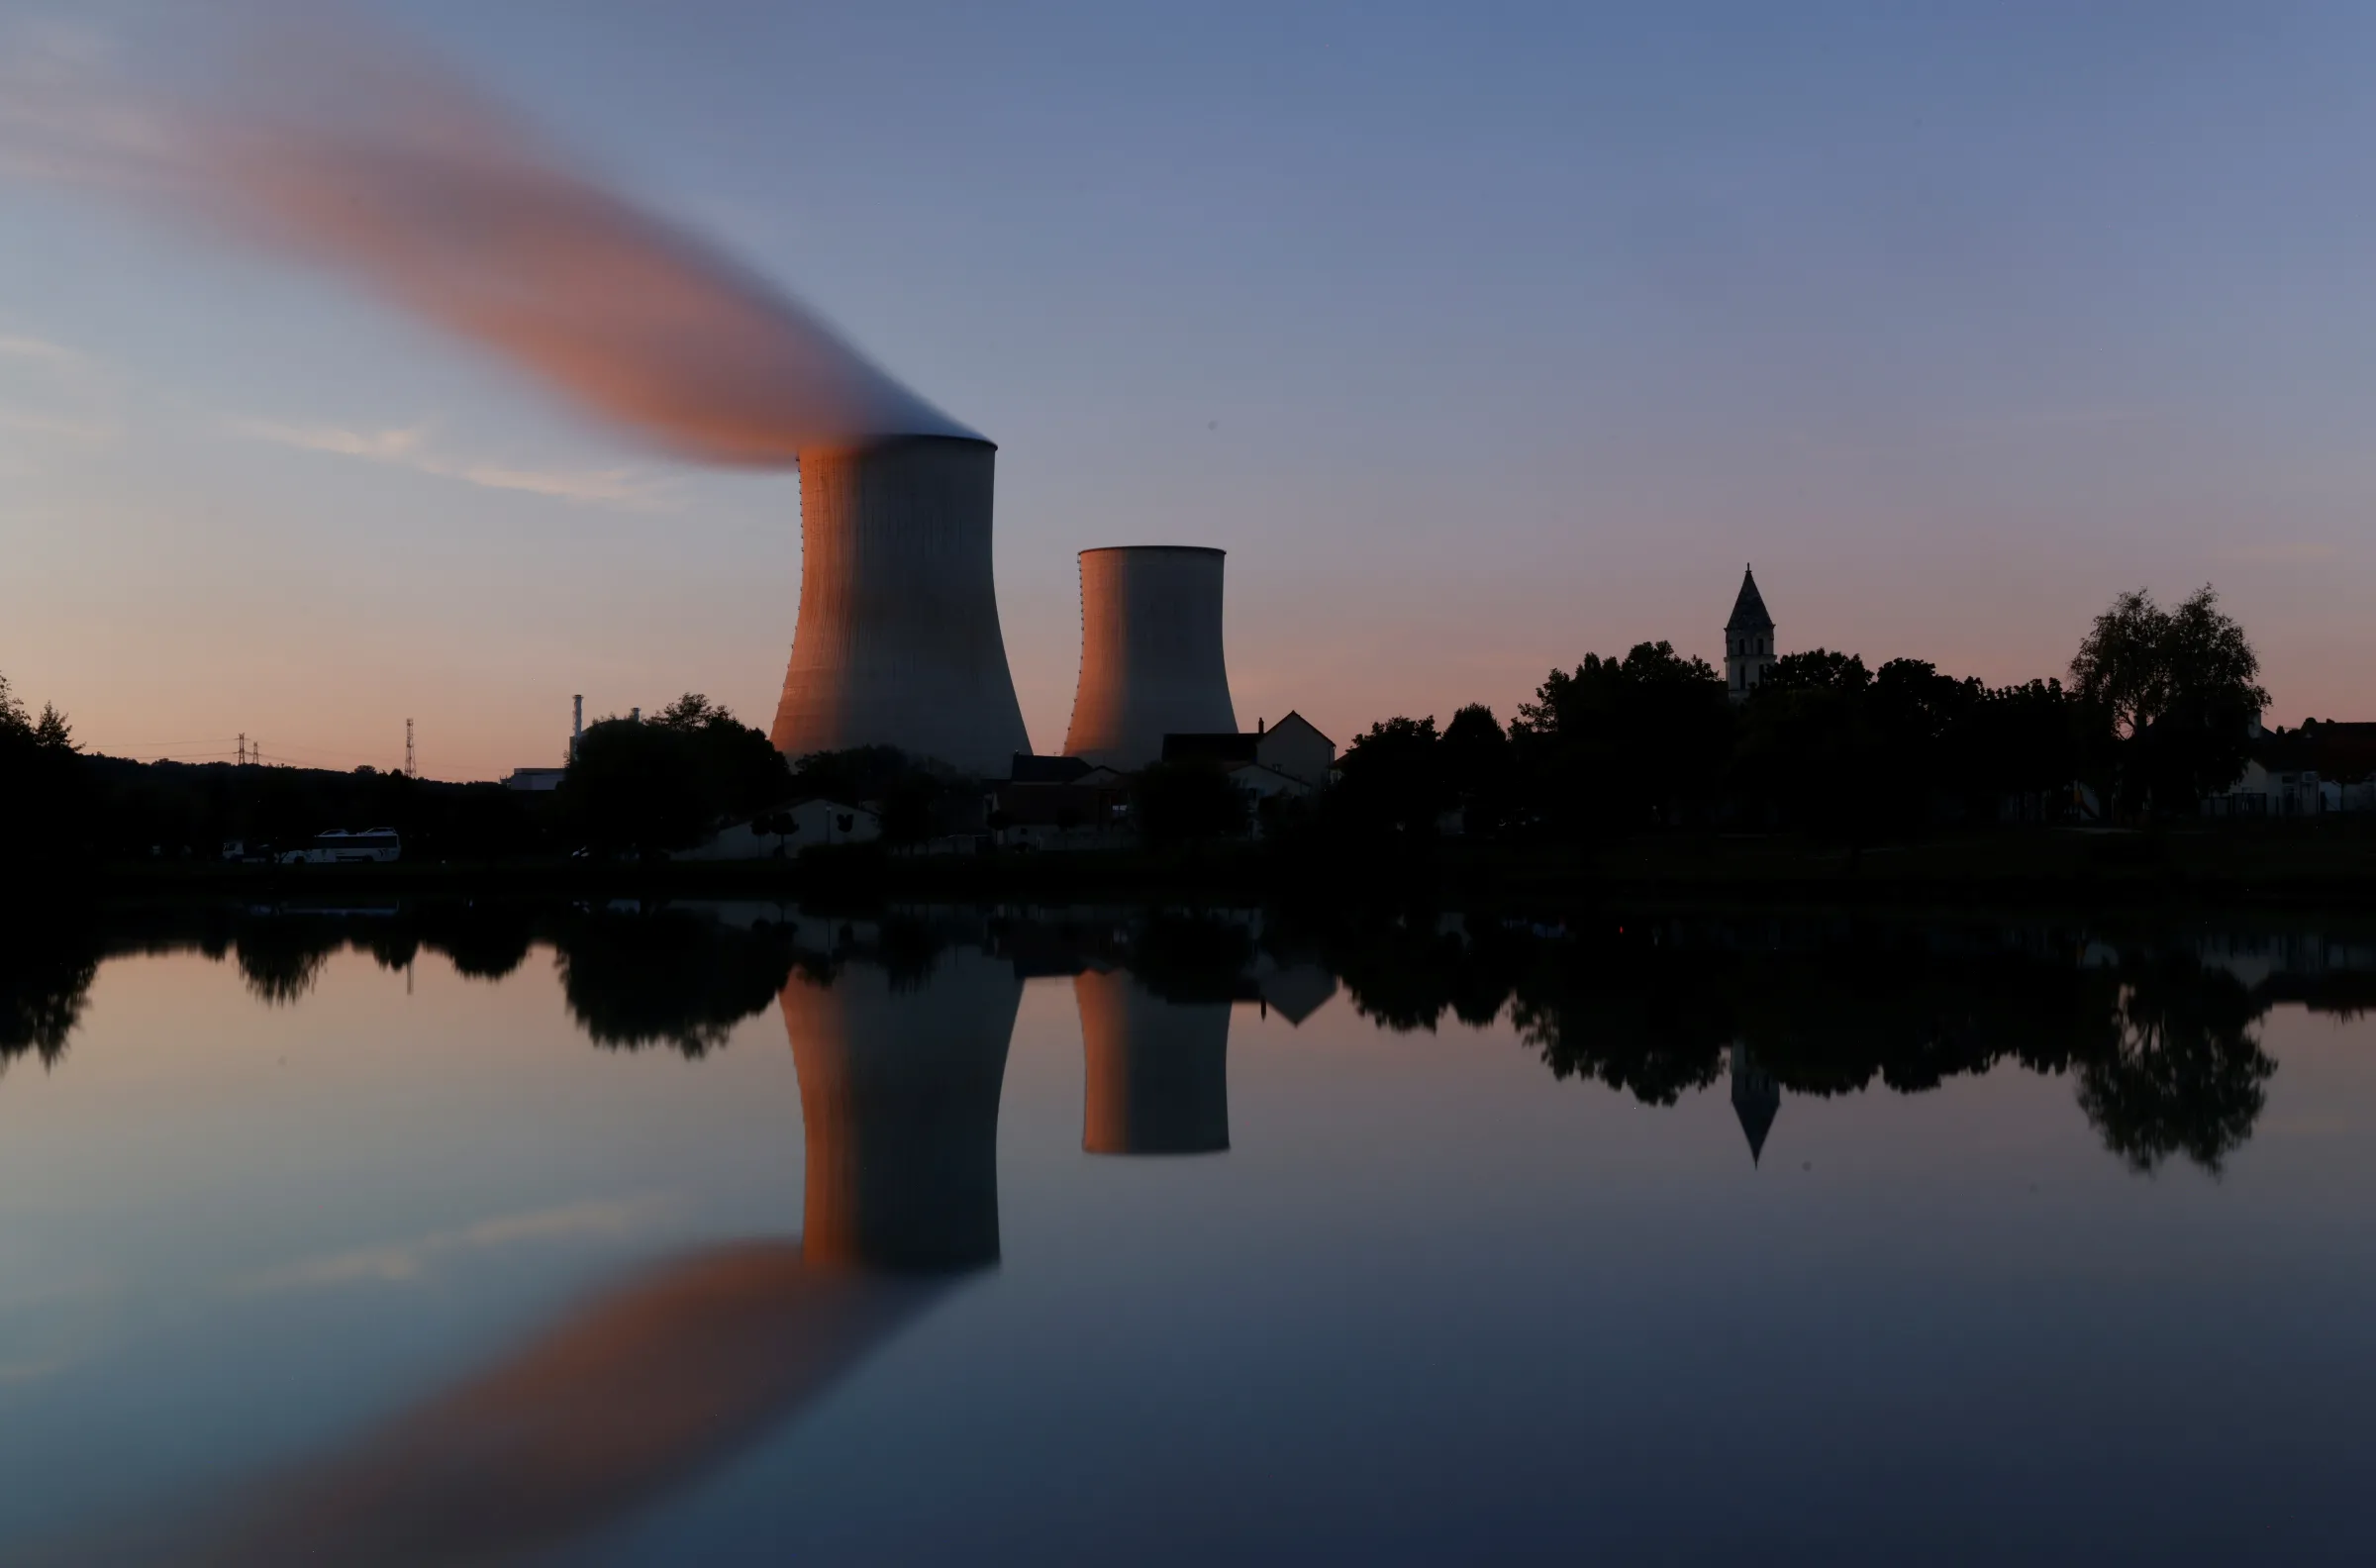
[1730,1043,1779,1167]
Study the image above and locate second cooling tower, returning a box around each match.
[1061,545,1236,769]
[770,436,1032,776]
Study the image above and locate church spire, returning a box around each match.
[1731,1043,1779,1167]
[1727,565,1773,633]
[1730,562,1786,698]
[1725,566,1776,702]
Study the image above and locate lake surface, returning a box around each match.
[1,901,2371,1564]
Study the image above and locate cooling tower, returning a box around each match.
[1061,545,1237,769]
[770,436,1032,776]
[1075,968,1231,1155]
[782,946,1021,1272]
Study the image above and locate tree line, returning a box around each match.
[0,582,2280,868]
[1303,584,2269,849]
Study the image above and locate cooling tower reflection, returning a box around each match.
[784,942,1023,1270]
[1076,967,1231,1155]
[175,938,1021,1567]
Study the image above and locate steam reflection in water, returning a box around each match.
[183,924,1023,1565]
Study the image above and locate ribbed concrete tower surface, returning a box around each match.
[1061,545,1237,769]
[1075,968,1231,1154]
[781,945,1023,1272]
[771,436,1032,776]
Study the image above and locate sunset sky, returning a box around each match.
[4,0,2373,780]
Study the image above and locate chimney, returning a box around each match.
[1257,717,1265,734]
[571,693,584,761]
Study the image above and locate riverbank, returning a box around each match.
[29,821,2376,908]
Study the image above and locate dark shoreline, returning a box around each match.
[27,821,2376,913]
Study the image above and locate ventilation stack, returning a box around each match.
[1061,545,1236,769]
[770,436,1032,776]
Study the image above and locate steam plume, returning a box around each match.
[0,5,974,460]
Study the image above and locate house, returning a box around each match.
[2205,720,2376,817]
[1250,712,1335,787]
[676,799,881,860]
[1159,712,1336,788]
[503,767,567,793]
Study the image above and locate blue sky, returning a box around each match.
[3,0,2372,775]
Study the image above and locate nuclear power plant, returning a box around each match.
[769,436,1033,776]
[1061,546,1238,770]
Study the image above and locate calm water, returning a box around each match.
[1,902,2371,1564]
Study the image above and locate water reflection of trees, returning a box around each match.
[0,917,98,1073]
[234,917,343,1006]
[555,910,798,1057]
[1300,911,2287,1176]
[0,900,2335,1179]
[2076,954,2274,1175]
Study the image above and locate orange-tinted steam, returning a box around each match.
[2,5,971,459]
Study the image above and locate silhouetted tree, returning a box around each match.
[2070,586,2267,816]
[1439,704,1516,835]
[1965,678,2081,817]
[1331,716,1449,838]
[0,672,90,865]
[1512,641,1732,833]
[562,696,791,856]
[1732,650,1878,836]
[1865,659,1982,825]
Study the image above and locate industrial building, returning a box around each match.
[769,436,1031,777]
[1062,545,1238,770]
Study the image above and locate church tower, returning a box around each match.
[1725,565,1776,704]
[1730,1042,1779,1166]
